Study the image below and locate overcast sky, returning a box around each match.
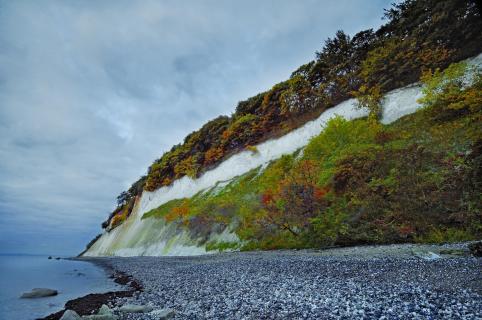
[0,0,392,255]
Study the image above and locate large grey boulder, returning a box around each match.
[20,288,58,298]
[119,304,154,313]
[60,310,82,320]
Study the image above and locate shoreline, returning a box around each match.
[40,242,481,319]
[39,258,143,320]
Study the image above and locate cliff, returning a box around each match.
[83,0,482,256]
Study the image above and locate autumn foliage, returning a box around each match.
[103,0,482,232]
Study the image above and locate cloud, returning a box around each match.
[0,0,391,255]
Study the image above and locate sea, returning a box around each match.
[0,254,120,320]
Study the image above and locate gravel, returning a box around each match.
[88,243,482,319]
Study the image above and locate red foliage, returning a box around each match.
[261,192,274,205]
[314,187,328,200]
[398,225,415,237]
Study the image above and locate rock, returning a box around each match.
[119,304,154,313]
[82,315,118,320]
[439,249,466,256]
[60,310,82,320]
[48,256,53,259]
[468,241,482,257]
[150,308,176,319]
[411,250,441,261]
[82,304,118,320]
[20,288,58,298]
[98,304,113,315]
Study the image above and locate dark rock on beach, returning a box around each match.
[40,271,142,320]
[469,241,482,257]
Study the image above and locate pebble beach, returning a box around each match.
[68,243,482,320]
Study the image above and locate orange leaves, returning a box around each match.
[418,46,453,68]
[172,205,189,217]
[204,147,224,166]
[164,201,190,223]
[222,129,232,140]
[257,158,330,239]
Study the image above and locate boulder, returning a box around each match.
[439,249,467,256]
[82,315,117,320]
[150,308,176,319]
[97,304,113,315]
[82,304,118,320]
[411,250,441,261]
[119,304,154,313]
[468,241,482,257]
[20,288,58,298]
[60,310,82,320]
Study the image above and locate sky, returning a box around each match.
[0,0,392,255]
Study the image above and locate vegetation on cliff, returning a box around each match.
[104,0,482,231]
[143,60,481,249]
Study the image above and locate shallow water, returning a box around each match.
[0,255,120,319]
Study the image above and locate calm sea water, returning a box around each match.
[0,255,120,320]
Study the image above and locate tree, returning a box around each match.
[260,160,328,237]
[116,191,129,207]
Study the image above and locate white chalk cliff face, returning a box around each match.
[82,85,420,257]
[83,55,482,257]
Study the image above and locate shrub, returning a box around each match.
[246,145,259,154]
[204,147,224,166]
[205,241,240,252]
[419,62,482,121]
[353,84,383,120]
[142,198,187,220]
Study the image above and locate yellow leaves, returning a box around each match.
[173,156,198,178]
[110,213,125,228]
[161,177,172,187]
[352,84,383,120]
[456,85,482,113]
[418,61,482,118]
[246,145,259,154]
[110,203,132,228]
